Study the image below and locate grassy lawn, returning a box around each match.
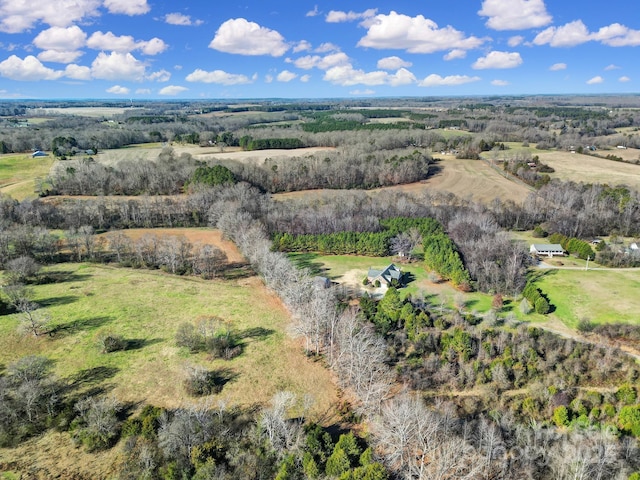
[0,153,55,200]
[289,252,495,313]
[533,268,640,327]
[0,263,338,416]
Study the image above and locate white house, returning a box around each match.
[530,244,565,257]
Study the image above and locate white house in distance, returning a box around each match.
[530,244,565,257]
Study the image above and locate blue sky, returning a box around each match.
[0,0,638,99]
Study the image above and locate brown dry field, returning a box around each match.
[96,145,336,166]
[538,150,640,189]
[274,156,533,204]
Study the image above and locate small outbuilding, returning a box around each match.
[530,244,565,257]
[31,150,48,158]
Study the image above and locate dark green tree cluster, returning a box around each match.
[548,233,595,260]
[522,282,551,314]
[187,164,236,187]
[273,231,393,256]
[239,136,305,150]
[423,233,471,288]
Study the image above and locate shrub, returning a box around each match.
[553,406,570,427]
[616,384,638,405]
[205,330,242,360]
[96,331,127,353]
[175,322,203,352]
[534,297,550,314]
[183,364,223,396]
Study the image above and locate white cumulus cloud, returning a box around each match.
[535,21,640,48]
[443,49,467,61]
[324,65,416,87]
[587,76,604,84]
[292,52,350,70]
[377,56,412,70]
[209,18,288,56]
[64,64,91,80]
[479,0,552,30]
[473,51,523,69]
[491,79,509,86]
[164,13,203,26]
[103,0,149,16]
[306,5,320,17]
[508,36,524,47]
[147,69,171,82]
[87,31,167,55]
[91,52,146,81]
[0,55,63,80]
[357,11,485,54]
[159,85,188,95]
[185,69,255,85]
[604,64,620,71]
[136,88,151,94]
[293,40,312,53]
[325,9,377,23]
[106,85,130,94]
[33,26,86,51]
[549,63,567,71]
[300,74,311,82]
[418,74,481,87]
[619,76,631,82]
[0,0,100,33]
[533,20,591,47]
[37,50,83,63]
[277,70,297,82]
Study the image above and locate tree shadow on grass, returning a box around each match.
[38,271,92,285]
[38,295,78,307]
[288,253,328,277]
[126,337,163,351]
[212,367,238,391]
[66,365,120,398]
[222,262,255,280]
[51,316,113,337]
[238,327,275,342]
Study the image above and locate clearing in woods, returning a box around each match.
[275,156,533,204]
[0,229,339,478]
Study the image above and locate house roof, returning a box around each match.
[530,244,564,253]
[368,263,402,282]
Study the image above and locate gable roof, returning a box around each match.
[368,263,402,283]
[530,244,564,253]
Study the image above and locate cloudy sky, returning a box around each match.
[0,0,638,99]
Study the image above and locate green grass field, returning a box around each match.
[289,252,495,313]
[0,263,338,414]
[0,153,54,200]
[534,268,640,328]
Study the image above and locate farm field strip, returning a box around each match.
[537,150,640,190]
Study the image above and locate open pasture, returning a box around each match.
[0,153,54,200]
[95,143,336,166]
[534,268,640,327]
[289,252,494,313]
[0,262,338,413]
[275,156,533,204]
[536,150,640,189]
